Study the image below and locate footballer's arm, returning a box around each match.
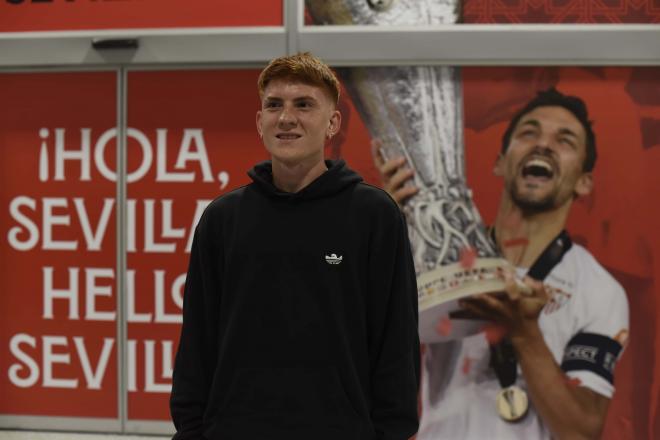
[512,321,609,440]
[463,278,610,440]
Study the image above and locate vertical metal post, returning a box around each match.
[116,67,128,433]
[284,0,303,55]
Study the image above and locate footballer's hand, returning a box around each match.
[371,139,419,206]
[459,268,549,342]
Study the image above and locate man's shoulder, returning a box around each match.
[205,184,251,212]
[558,243,629,344]
[562,243,627,302]
[197,184,252,229]
[352,182,401,213]
[567,244,622,286]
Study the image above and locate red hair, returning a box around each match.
[257,52,340,105]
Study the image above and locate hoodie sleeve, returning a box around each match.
[367,205,420,440]
[170,209,222,439]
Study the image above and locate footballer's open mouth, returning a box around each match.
[276,133,302,140]
[521,157,555,180]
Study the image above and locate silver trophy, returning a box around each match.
[307,0,509,342]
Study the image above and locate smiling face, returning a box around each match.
[256,78,341,168]
[494,105,593,213]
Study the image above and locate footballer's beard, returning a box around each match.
[507,178,560,214]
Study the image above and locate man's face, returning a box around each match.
[494,105,593,212]
[256,79,340,167]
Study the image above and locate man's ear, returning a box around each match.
[574,172,594,197]
[255,110,263,138]
[327,109,341,138]
[493,154,505,177]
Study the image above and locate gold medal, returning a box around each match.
[496,385,529,422]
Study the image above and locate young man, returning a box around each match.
[170,53,420,440]
[375,88,629,439]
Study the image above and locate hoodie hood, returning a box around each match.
[247,159,363,201]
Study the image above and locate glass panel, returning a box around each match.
[463,0,660,24]
[124,69,266,425]
[0,71,119,420]
[304,0,660,24]
[335,64,657,440]
[0,0,283,32]
[461,66,660,440]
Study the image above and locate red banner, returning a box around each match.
[462,66,660,440]
[0,71,118,417]
[0,0,283,32]
[463,0,660,23]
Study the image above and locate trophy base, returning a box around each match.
[418,258,509,343]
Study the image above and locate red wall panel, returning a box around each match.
[0,71,118,417]
[0,0,283,32]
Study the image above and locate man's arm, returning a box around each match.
[461,273,611,440]
[512,318,610,439]
[170,216,221,439]
[366,201,420,440]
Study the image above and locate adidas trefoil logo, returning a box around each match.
[325,253,343,265]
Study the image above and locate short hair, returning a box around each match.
[500,87,597,172]
[257,52,340,105]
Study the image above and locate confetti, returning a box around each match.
[460,246,477,269]
[435,316,453,337]
[502,237,530,248]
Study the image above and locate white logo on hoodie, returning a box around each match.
[325,253,343,265]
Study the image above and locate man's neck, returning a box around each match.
[271,156,328,193]
[493,196,571,268]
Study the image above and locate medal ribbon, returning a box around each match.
[489,230,573,390]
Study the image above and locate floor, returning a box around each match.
[0,432,169,440]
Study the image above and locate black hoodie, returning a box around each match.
[171,160,419,440]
